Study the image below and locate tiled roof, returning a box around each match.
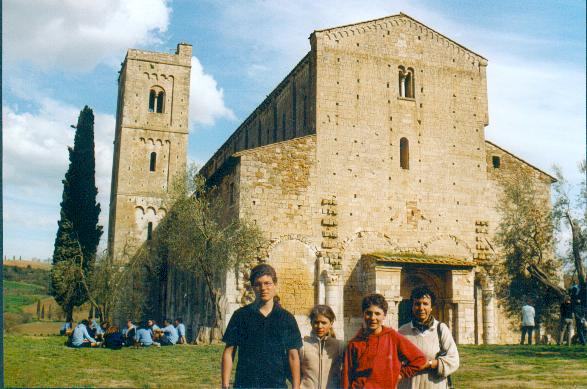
[363,253,475,267]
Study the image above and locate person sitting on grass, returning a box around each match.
[175,318,187,344]
[135,322,160,348]
[60,320,74,336]
[87,315,101,338]
[69,320,101,348]
[342,293,426,389]
[147,319,161,340]
[96,321,110,341]
[160,319,179,346]
[103,325,125,350]
[123,319,137,347]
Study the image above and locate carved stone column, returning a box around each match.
[324,269,344,340]
[481,277,497,344]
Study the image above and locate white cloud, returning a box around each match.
[189,56,236,128]
[3,0,170,71]
[3,98,115,239]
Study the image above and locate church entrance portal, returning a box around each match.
[400,268,446,325]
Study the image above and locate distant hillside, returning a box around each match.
[3,264,53,331]
[3,264,50,289]
[3,260,51,270]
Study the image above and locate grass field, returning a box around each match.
[4,335,587,388]
[3,280,48,313]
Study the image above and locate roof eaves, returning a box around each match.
[485,140,557,183]
[313,12,487,61]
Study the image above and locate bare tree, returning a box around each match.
[553,161,587,305]
[494,168,561,325]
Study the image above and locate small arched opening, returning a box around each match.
[400,137,409,170]
[149,152,157,172]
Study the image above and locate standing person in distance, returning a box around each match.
[343,293,427,389]
[520,299,535,345]
[221,264,303,389]
[559,296,573,346]
[573,298,586,345]
[300,305,344,389]
[398,286,459,389]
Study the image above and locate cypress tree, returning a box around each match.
[50,106,103,321]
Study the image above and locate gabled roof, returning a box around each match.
[485,140,557,183]
[313,12,486,62]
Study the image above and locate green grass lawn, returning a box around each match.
[4,335,587,388]
[3,280,48,313]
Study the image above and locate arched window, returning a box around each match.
[149,152,157,172]
[147,222,153,240]
[148,87,165,113]
[156,91,165,113]
[400,138,409,169]
[398,66,415,98]
[149,90,156,112]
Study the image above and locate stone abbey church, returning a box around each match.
[108,14,554,344]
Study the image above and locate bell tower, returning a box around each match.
[108,43,192,261]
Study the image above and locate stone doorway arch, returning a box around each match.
[399,268,446,326]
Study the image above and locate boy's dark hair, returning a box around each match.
[81,319,89,326]
[361,293,388,315]
[250,263,277,285]
[163,318,171,326]
[175,318,182,323]
[410,286,436,305]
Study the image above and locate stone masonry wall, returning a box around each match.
[312,15,488,336]
[484,141,554,343]
[108,44,191,261]
[196,15,553,343]
[200,54,316,180]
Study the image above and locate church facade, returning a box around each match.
[108,14,554,344]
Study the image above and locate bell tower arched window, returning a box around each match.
[400,137,409,169]
[398,66,415,99]
[149,90,156,112]
[147,222,153,240]
[156,91,165,113]
[150,152,157,172]
[148,86,165,113]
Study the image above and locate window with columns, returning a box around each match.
[398,66,415,99]
[148,87,165,113]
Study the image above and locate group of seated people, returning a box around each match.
[60,316,187,349]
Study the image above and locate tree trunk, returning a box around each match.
[567,214,586,286]
[527,264,566,298]
[65,305,74,322]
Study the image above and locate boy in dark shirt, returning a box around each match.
[221,264,302,389]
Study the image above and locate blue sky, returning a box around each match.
[3,0,585,260]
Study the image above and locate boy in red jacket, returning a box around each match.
[343,293,426,389]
